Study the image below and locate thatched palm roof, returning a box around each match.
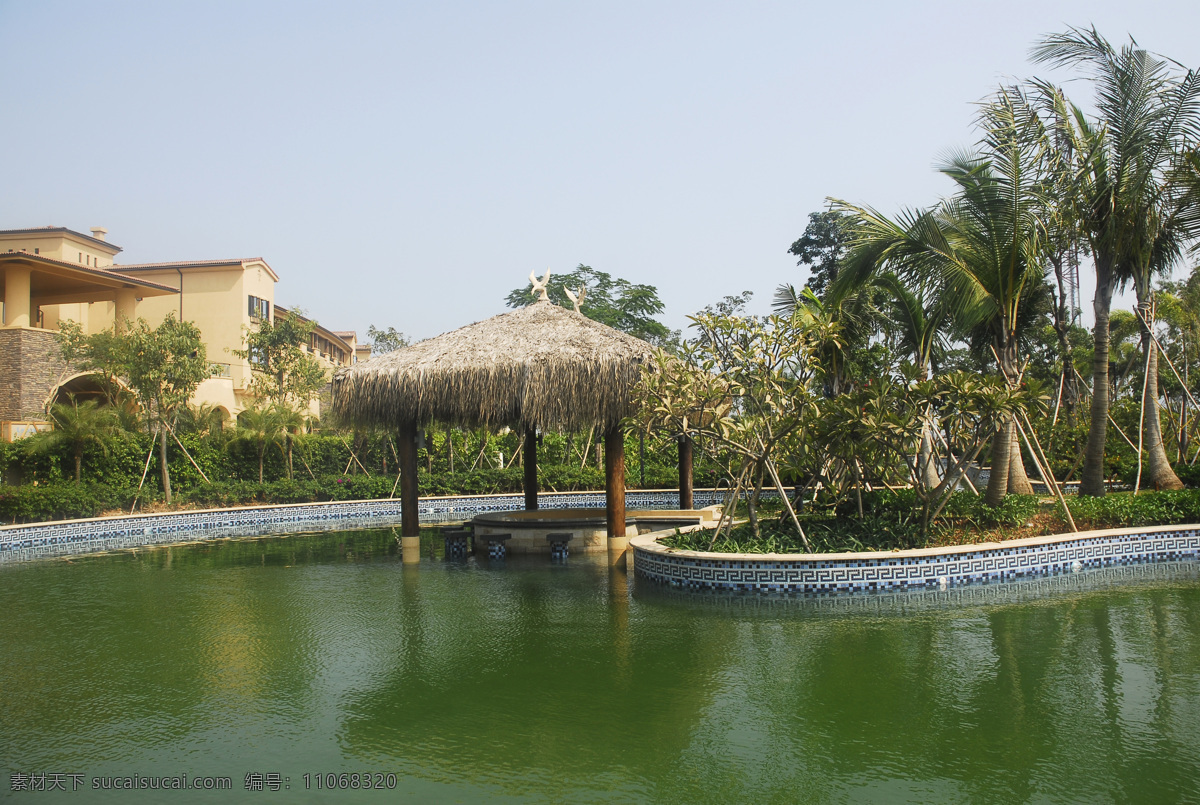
[331,300,656,432]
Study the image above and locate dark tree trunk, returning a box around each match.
[159,427,172,504]
[1081,258,1115,496]
[678,434,694,509]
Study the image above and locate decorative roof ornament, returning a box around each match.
[529,268,551,302]
[564,285,586,314]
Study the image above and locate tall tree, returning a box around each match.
[787,209,853,300]
[1032,26,1200,494]
[835,87,1052,505]
[235,310,328,414]
[506,265,678,348]
[120,315,212,503]
[367,324,410,355]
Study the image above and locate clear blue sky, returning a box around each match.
[2,0,1195,341]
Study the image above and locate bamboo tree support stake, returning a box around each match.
[1015,414,1077,532]
[1051,371,1065,427]
[164,422,211,483]
[1070,365,1142,455]
[710,468,747,550]
[129,437,157,514]
[764,458,810,551]
[1134,339,1153,495]
[933,428,980,495]
[1138,307,1200,410]
[505,434,523,469]
[340,436,372,477]
[298,452,318,481]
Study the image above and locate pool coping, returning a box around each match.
[630,521,1200,595]
[0,488,748,564]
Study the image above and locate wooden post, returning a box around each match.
[523,426,538,510]
[398,421,420,538]
[605,426,627,564]
[678,434,694,510]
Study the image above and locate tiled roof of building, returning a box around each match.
[111,258,265,269]
[0,226,122,252]
[0,251,179,293]
[111,257,279,282]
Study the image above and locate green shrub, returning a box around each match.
[0,482,137,524]
[1068,489,1200,529]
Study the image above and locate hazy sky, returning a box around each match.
[2,1,1196,341]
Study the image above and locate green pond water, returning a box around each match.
[3,528,1200,804]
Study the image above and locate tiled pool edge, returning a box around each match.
[0,488,756,564]
[630,523,1200,595]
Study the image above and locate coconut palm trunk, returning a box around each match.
[1008,427,1034,494]
[986,419,1014,505]
[1081,262,1115,496]
[1137,299,1184,490]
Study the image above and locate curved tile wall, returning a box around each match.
[631,524,1200,595]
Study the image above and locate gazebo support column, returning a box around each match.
[605,426,627,565]
[678,434,694,510]
[398,421,421,563]
[523,426,538,510]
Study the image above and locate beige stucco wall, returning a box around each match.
[0,232,118,268]
[114,262,273,408]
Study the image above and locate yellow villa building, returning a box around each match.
[0,225,363,440]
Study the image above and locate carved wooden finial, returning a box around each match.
[564,285,586,313]
[529,268,551,302]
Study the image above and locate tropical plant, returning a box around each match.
[1031,26,1200,494]
[232,405,290,484]
[24,396,122,482]
[834,87,1053,504]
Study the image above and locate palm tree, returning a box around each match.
[27,395,122,482]
[1032,26,1200,494]
[835,88,1052,505]
[232,405,288,484]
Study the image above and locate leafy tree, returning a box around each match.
[235,310,328,413]
[25,395,122,482]
[632,311,821,545]
[834,87,1052,505]
[367,324,410,355]
[787,209,853,300]
[505,264,679,348]
[1032,26,1200,494]
[121,315,212,502]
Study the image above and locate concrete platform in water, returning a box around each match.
[470,506,721,555]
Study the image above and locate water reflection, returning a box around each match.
[1,530,1198,803]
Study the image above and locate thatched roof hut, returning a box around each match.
[330,296,661,547]
[330,299,655,432]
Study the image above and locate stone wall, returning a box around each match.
[0,328,71,422]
